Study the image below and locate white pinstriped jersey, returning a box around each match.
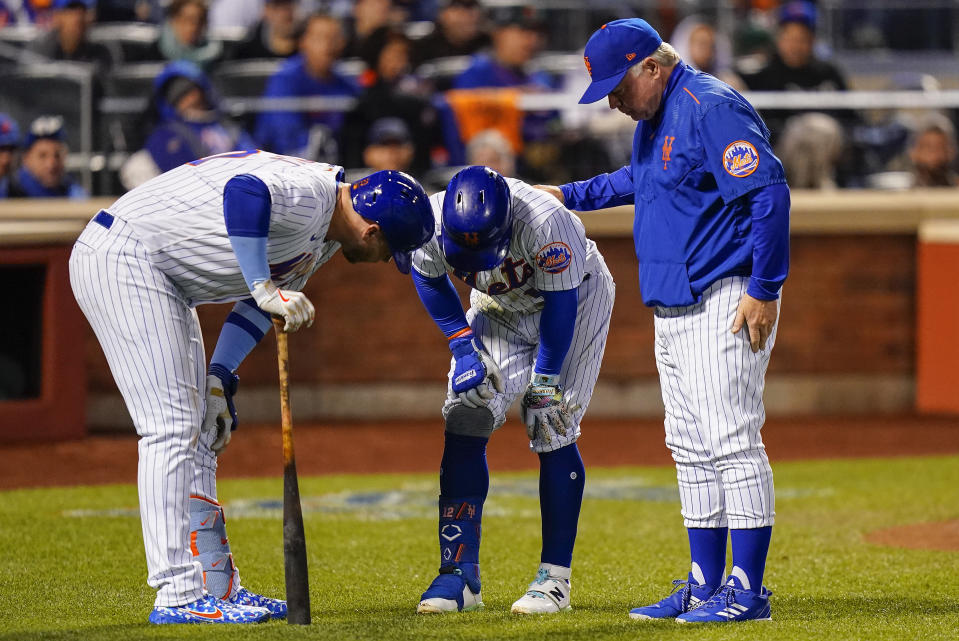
[413,178,601,315]
[107,150,343,305]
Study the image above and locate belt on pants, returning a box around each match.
[93,210,114,229]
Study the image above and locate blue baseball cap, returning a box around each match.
[0,113,20,148]
[54,0,96,9]
[24,115,66,149]
[579,19,663,105]
[779,1,816,29]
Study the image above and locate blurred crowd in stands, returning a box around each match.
[0,0,957,200]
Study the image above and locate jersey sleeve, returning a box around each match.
[522,200,587,292]
[250,162,341,236]
[411,192,449,278]
[699,101,786,203]
[560,165,635,211]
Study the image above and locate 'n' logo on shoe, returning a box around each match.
[549,586,565,601]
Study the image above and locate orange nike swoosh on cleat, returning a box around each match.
[187,607,223,620]
[278,290,290,302]
[200,517,211,526]
[211,559,222,567]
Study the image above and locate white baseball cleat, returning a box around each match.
[511,563,572,614]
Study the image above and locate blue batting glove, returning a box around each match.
[449,330,504,408]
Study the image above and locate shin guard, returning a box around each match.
[437,497,483,594]
[189,495,240,599]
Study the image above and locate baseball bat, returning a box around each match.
[273,317,311,625]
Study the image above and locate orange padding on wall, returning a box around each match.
[916,240,959,413]
[445,88,524,154]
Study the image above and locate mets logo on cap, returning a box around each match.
[536,242,572,274]
[723,140,760,178]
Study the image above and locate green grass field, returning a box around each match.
[1,456,956,640]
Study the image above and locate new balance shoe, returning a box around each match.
[628,577,716,620]
[148,595,270,624]
[228,587,288,620]
[511,563,572,614]
[417,566,483,613]
[675,578,772,623]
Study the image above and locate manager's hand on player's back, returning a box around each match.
[533,185,565,204]
[252,279,315,332]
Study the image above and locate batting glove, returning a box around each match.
[251,279,315,332]
[450,331,505,408]
[202,364,239,456]
[520,373,572,444]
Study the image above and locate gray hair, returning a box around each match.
[777,113,843,189]
[628,42,680,76]
[466,129,516,177]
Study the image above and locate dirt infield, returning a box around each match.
[866,520,959,551]
[2,414,957,490]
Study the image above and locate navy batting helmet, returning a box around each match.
[441,166,512,272]
[351,170,434,274]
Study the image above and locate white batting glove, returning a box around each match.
[251,279,314,332]
[461,350,505,408]
[520,373,572,444]
[201,366,239,456]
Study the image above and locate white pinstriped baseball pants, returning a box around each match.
[70,216,220,607]
[442,256,615,453]
[654,276,778,529]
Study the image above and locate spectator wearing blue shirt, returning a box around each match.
[119,61,257,189]
[0,113,20,199]
[0,2,14,26]
[442,5,557,169]
[539,19,789,624]
[8,115,87,199]
[254,12,358,160]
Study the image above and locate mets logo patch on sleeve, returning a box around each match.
[536,242,573,274]
[723,140,760,178]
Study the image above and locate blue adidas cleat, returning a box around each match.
[228,587,288,620]
[417,566,484,613]
[675,579,772,623]
[629,578,716,620]
[148,594,270,624]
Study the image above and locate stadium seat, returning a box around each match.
[0,62,94,152]
[211,58,282,99]
[87,23,158,64]
[415,55,471,91]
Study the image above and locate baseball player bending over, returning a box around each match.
[541,19,790,624]
[411,166,615,615]
[69,151,433,624]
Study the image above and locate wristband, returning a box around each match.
[530,372,559,386]
[448,327,473,341]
